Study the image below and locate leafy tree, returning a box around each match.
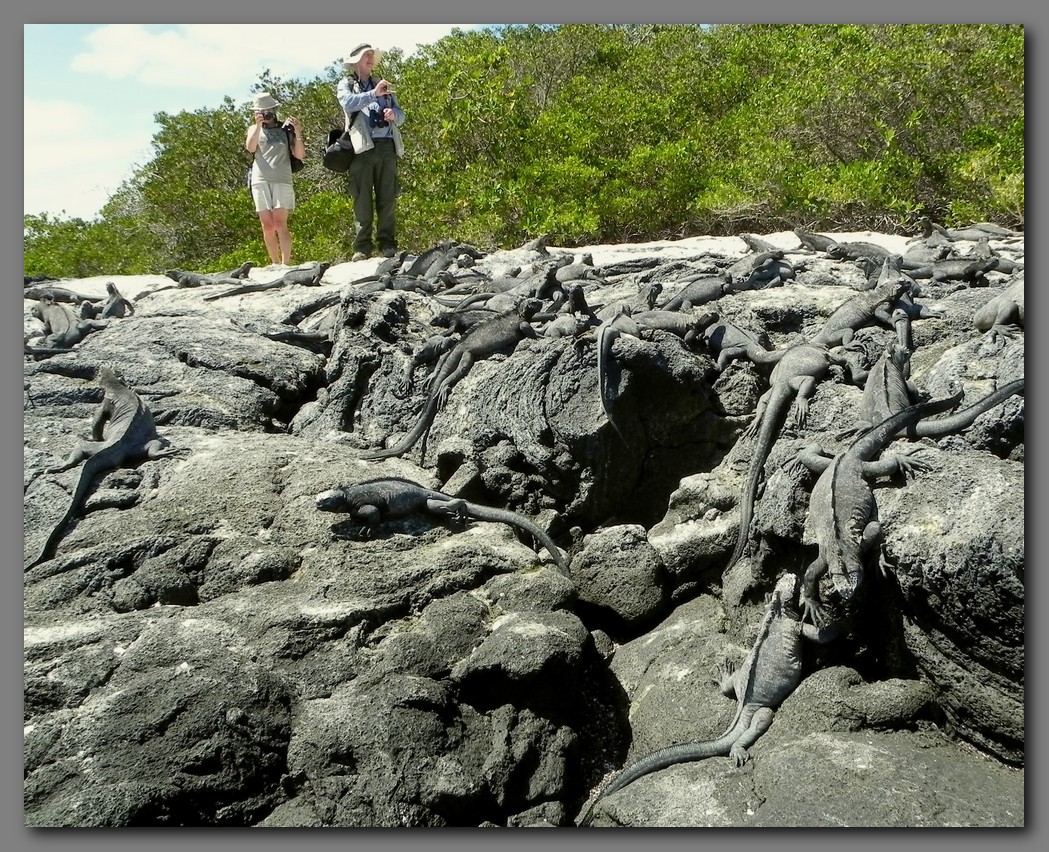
[24,24,1024,278]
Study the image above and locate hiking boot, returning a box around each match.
[351,251,370,262]
[381,247,398,258]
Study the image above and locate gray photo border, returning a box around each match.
[7,1,1041,850]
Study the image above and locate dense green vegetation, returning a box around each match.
[24,24,1024,277]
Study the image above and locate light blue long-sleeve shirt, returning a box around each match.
[336,75,404,138]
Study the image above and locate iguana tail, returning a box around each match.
[596,323,626,442]
[911,379,1024,439]
[577,735,735,826]
[727,382,794,570]
[850,389,965,460]
[462,502,569,576]
[26,452,108,569]
[359,394,441,461]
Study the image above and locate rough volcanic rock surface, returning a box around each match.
[23,231,1024,826]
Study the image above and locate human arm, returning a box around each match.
[284,116,306,158]
[245,111,265,153]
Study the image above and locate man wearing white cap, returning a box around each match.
[336,43,406,261]
[245,92,305,267]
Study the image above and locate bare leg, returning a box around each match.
[258,210,281,263]
[271,207,292,264]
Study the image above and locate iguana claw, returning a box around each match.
[729,744,750,767]
[895,450,933,478]
[801,595,828,628]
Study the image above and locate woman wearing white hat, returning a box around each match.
[245,92,306,267]
[336,43,406,261]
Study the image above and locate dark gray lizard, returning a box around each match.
[577,571,840,826]
[27,365,187,568]
[808,257,910,348]
[905,256,1000,287]
[700,319,773,372]
[30,300,108,348]
[973,278,1024,344]
[793,228,839,253]
[925,219,1022,242]
[658,276,725,312]
[315,477,568,574]
[727,342,852,570]
[83,282,135,319]
[23,286,103,305]
[740,233,780,253]
[839,341,1025,439]
[360,298,542,461]
[395,333,458,398]
[221,261,257,279]
[788,390,963,624]
[595,308,718,440]
[164,269,243,288]
[24,341,76,360]
[202,262,331,301]
[723,249,787,286]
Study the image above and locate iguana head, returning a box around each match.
[770,573,800,617]
[519,297,542,319]
[315,488,345,512]
[886,341,911,375]
[830,554,863,600]
[94,364,125,391]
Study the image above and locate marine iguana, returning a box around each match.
[164,269,243,288]
[595,311,642,441]
[740,234,780,253]
[220,261,256,279]
[26,365,187,569]
[787,390,964,625]
[700,320,773,372]
[23,286,104,305]
[577,571,841,826]
[905,256,1000,287]
[360,298,543,461]
[807,257,910,348]
[94,282,135,319]
[395,334,458,398]
[962,238,1023,275]
[541,314,593,340]
[202,262,331,300]
[973,278,1024,344]
[924,218,1022,242]
[793,228,839,253]
[315,477,568,574]
[595,308,719,439]
[24,341,76,361]
[726,342,853,570]
[658,276,725,312]
[30,300,108,348]
[631,309,720,347]
[723,249,787,286]
[838,342,1025,439]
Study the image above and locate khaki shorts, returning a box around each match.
[251,181,296,213]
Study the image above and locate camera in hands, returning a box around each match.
[368,107,389,128]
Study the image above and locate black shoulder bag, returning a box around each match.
[284,126,305,173]
[323,77,360,173]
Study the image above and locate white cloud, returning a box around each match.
[24,98,154,221]
[25,24,474,220]
[71,24,470,96]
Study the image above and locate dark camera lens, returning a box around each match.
[263,111,276,121]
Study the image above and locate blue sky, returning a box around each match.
[24,24,479,221]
